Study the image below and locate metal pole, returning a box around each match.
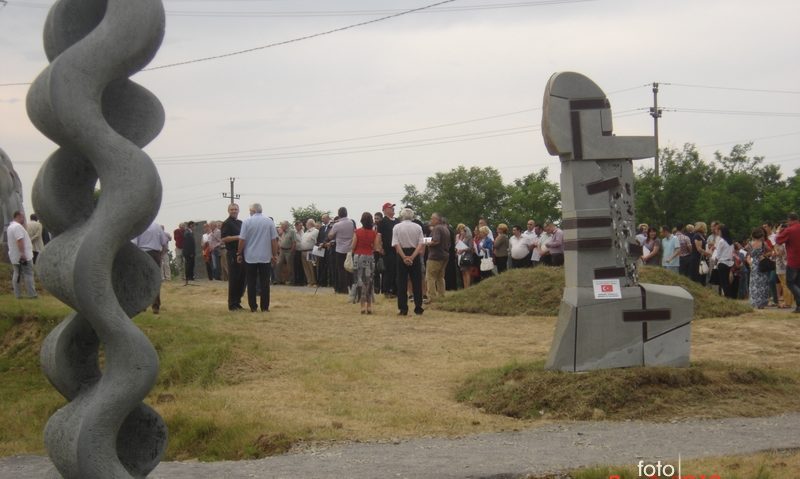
[222,177,240,204]
[650,82,662,176]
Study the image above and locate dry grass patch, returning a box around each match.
[456,360,800,422]
[538,448,800,479]
[2,276,799,461]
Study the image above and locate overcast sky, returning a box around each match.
[1,0,799,235]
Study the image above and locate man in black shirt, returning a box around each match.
[221,203,246,310]
[377,202,399,297]
[183,221,196,284]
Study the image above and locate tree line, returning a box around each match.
[289,143,799,240]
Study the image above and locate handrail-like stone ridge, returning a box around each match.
[26,0,168,477]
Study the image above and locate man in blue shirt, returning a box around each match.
[236,203,279,312]
[660,225,680,273]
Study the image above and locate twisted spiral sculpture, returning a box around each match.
[26,0,168,477]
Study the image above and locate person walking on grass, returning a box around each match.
[425,212,450,302]
[350,212,383,314]
[7,211,37,299]
[777,212,800,313]
[221,203,246,311]
[237,203,279,312]
[133,220,169,314]
[392,207,425,316]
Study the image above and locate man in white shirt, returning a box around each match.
[7,211,37,299]
[328,207,356,294]
[237,203,279,312]
[509,225,531,268]
[134,220,170,314]
[392,207,425,316]
[26,213,44,264]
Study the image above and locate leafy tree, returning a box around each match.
[290,203,329,225]
[635,143,717,230]
[635,142,797,240]
[499,168,561,227]
[401,166,507,227]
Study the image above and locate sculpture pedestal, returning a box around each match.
[546,283,693,372]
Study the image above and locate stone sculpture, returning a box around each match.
[0,147,25,244]
[26,0,168,477]
[541,72,693,372]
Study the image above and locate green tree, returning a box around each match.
[636,143,717,230]
[401,166,507,227]
[290,203,329,225]
[635,142,796,240]
[499,168,561,227]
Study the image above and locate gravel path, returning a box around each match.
[3,413,799,478]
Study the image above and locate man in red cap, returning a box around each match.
[377,202,398,298]
[777,212,800,313]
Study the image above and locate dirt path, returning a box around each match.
[3,413,799,478]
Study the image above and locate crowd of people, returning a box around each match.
[168,201,572,316]
[636,215,800,312]
[10,201,800,318]
[179,201,799,316]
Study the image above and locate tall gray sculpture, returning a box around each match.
[542,72,693,372]
[26,0,168,477]
[0,147,25,260]
[0,147,24,227]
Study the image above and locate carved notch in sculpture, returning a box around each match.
[26,0,168,477]
[541,72,694,372]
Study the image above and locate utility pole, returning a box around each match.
[222,177,240,204]
[650,82,663,176]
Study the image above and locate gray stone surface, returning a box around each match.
[25,0,167,477]
[3,414,800,478]
[0,147,25,261]
[541,72,693,372]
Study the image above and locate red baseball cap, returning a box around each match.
[382,202,395,210]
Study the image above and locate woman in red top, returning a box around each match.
[351,212,383,314]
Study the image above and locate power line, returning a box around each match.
[698,130,800,148]
[145,0,458,71]
[661,82,800,95]
[154,100,642,162]
[156,125,542,166]
[664,107,800,118]
[155,108,544,160]
[163,0,596,17]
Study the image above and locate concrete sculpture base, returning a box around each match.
[546,284,692,372]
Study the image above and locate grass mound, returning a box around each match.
[456,360,800,422]
[436,266,753,318]
[0,295,256,460]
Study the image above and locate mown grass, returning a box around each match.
[532,448,800,479]
[435,266,754,319]
[1,267,798,462]
[456,360,800,422]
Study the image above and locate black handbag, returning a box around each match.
[758,256,775,273]
[459,251,475,267]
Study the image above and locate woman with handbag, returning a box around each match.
[476,225,495,280]
[715,225,737,299]
[747,227,770,309]
[350,212,383,314]
[690,221,710,286]
[455,224,474,289]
